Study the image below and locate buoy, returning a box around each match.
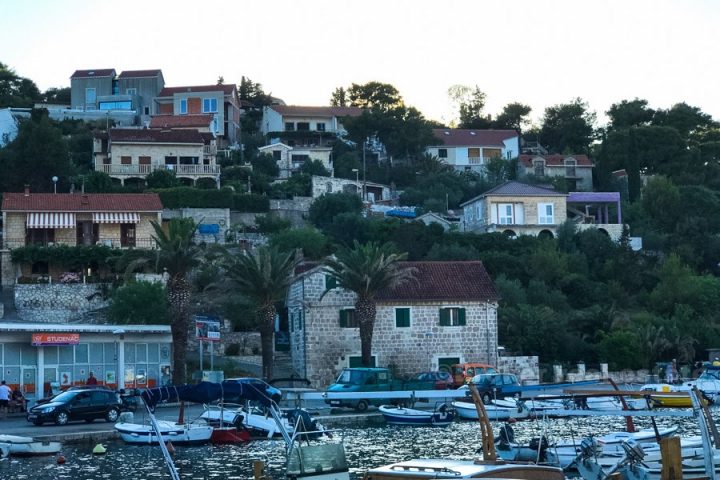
[92,444,107,455]
[57,454,66,464]
[166,440,175,455]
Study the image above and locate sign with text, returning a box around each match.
[32,333,80,346]
[195,316,220,342]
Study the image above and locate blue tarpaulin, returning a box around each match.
[198,223,220,235]
[141,380,274,408]
[385,209,416,219]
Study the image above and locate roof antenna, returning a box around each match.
[81,178,85,194]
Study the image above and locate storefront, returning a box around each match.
[0,323,172,400]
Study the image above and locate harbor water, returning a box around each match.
[0,412,711,480]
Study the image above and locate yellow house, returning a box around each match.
[461,181,567,237]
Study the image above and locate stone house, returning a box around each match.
[461,181,626,241]
[93,128,220,186]
[1,190,163,286]
[426,129,520,174]
[518,154,594,191]
[286,261,499,387]
[310,175,391,203]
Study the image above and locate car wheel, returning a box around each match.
[355,400,369,412]
[55,411,69,425]
[85,418,94,423]
[482,393,492,405]
[106,408,120,423]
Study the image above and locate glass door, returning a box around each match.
[21,367,36,399]
[43,367,57,397]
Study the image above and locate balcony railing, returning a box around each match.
[2,237,156,250]
[203,145,217,155]
[468,157,482,165]
[95,162,220,176]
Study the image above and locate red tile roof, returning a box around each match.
[157,85,237,97]
[118,69,163,78]
[148,115,214,129]
[109,128,206,144]
[431,129,518,147]
[269,105,363,118]
[2,193,163,212]
[519,154,593,167]
[376,261,498,302]
[70,69,116,79]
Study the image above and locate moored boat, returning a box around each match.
[115,419,214,445]
[451,399,529,421]
[0,434,62,456]
[378,404,454,426]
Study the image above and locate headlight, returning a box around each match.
[41,406,55,413]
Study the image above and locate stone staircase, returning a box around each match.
[273,351,297,379]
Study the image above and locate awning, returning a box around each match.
[92,212,140,224]
[26,213,76,229]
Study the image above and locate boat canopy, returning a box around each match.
[141,381,274,408]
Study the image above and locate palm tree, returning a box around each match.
[324,241,414,367]
[224,246,299,380]
[130,218,201,385]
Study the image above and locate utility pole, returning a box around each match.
[362,137,367,202]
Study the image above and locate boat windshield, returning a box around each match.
[287,443,348,475]
[335,370,367,385]
[698,370,720,381]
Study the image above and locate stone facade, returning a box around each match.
[287,267,499,388]
[497,355,540,385]
[14,283,110,323]
[163,208,230,244]
[310,176,391,202]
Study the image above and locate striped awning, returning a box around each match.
[26,213,76,229]
[93,212,141,224]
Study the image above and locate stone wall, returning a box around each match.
[288,269,499,388]
[14,283,110,323]
[163,208,230,244]
[1,250,15,287]
[498,355,540,385]
[269,197,313,227]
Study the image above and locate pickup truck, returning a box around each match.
[325,367,435,411]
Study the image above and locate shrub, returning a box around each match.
[153,187,234,208]
[107,281,169,325]
[146,169,181,189]
[196,178,218,189]
[59,272,81,283]
[255,215,291,234]
[224,344,241,356]
[232,193,270,212]
[11,244,115,269]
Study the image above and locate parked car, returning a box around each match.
[461,373,521,404]
[27,388,122,425]
[325,368,435,411]
[450,363,497,387]
[412,371,454,390]
[224,377,282,404]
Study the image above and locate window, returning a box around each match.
[27,228,55,246]
[483,148,502,159]
[212,117,219,133]
[565,159,577,177]
[316,122,326,132]
[538,203,554,224]
[203,98,218,113]
[498,203,514,224]
[296,122,310,131]
[144,106,150,115]
[339,308,358,328]
[126,88,137,96]
[285,122,295,131]
[438,148,447,158]
[179,99,187,114]
[325,275,337,291]
[121,224,136,247]
[533,160,545,177]
[121,156,132,165]
[272,150,282,161]
[85,88,96,106]
[468,148,480,158]
[139,156,151,165]
[439,307,466,326]
[99,101,132,110]
[395,308,411,328]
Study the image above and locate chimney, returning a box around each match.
[81,194,89,205]
[24,185,30,196]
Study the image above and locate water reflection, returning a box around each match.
[0,414,708,480]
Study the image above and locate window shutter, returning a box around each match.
[339,310,347,328]
[439,308,449,326]
[396,308,410,328]
[289,312,295,333]
[458,308,467,326]
[299,310,304,330]
[325,276,337,290]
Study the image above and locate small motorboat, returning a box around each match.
[210,426,251,444]
[115,419,214,445]
[0,434,62,456]
[378,404,455,426]
[201,403,326,439]
[451,399,529,421]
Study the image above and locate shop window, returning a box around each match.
[59,346,74,364]
[90,343,104,363]
[75,344,89,363]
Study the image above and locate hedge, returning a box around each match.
[153,187,269,212]
[11,244,116,268]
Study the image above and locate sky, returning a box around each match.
[1,0,719,127]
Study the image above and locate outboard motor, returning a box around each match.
[495,424,516,446]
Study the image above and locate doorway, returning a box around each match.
[43,367,57,397]
[21,367,36,397]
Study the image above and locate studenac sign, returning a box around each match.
[31,333,80,346]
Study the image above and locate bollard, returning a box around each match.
[253,460,272,480]
[659,436,682,480]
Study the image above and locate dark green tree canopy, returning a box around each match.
[347,81,403,111]
[539,98,596,154]
[0,62,41,108]
[493,102,532,131]
[607,98,655,129]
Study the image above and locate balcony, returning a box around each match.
[1,237,156,249]
[95,162,220,177]
[468,157,482,165]
[166,164,221,175]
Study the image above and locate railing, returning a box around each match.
[468,157,482,165]
[3,237,155,249]
[203,145,217,155]
[95,162,221,176]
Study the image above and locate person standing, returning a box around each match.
[666,361,674,384]
[86,372,98,385]
[0,380,11,418]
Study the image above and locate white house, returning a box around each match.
[426,129,520,173]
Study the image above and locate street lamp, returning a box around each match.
[51,176,58,194]
[351,168,359,189]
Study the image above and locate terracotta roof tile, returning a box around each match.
[431,128,518,147]
[375,261,498,302]
[519,154,593,167]
[118,69,163,78]
[269,105,363,118]
[70,69,116,79]
[157,85,237,97]
[461,181,565,207]
[148,115,214,129]
[109,128,205,144]
[2,193,163,212]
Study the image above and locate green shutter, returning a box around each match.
[299,310,304,330]
[325,275,337,290]
[339,309,347,328]
[458,308,466,326]
[289,311,294,333]
[396,308,410,328]
[439,308,450,326]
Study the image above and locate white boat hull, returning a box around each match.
[378,405,455,426]
[115,420,213,445]
[0,434,62,456]
[451,401,529,421]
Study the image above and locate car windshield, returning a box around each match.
[336,370,366,385]
[51,391,80,403]
[471,375,493,385]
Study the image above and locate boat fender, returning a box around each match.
[166,441,175,455]
[92,444,107,455]
[233,415,245,429]
[57,454,66,464]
